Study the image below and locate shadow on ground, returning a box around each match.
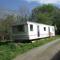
[51,51,60,60]
[0,40,31,45]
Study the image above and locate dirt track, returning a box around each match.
[13,39,60,60]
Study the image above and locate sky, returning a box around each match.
[26,0,60,4]
[0,0,60,10]
[0,0,26,10]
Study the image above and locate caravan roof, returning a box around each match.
[12,21,54,27]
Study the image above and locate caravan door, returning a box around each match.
[37,25,40,37]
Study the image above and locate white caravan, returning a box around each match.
[12,21,55,40]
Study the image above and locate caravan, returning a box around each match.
[12,21,55,40]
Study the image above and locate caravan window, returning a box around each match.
[17,25,24,32]
[30,24,33,31]
[44,27,46,31]
[12,25,24,33]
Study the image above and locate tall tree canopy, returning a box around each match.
[30,4,57,25]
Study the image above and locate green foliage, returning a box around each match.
[31,4,56,25]
[0,15,16,40]
[52,9,60,34]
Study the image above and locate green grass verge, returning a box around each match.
[0,35,60,60]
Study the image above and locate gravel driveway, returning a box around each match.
[13,39,60,60]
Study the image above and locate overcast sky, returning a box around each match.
[26,0,60,4]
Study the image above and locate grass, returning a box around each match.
[0,35,60,60]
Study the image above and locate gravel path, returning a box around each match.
[13,39,60,60]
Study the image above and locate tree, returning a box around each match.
[0,15,16,40]
[18,4,30,22]
[52,9,60,34]
[30,4,56,25]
